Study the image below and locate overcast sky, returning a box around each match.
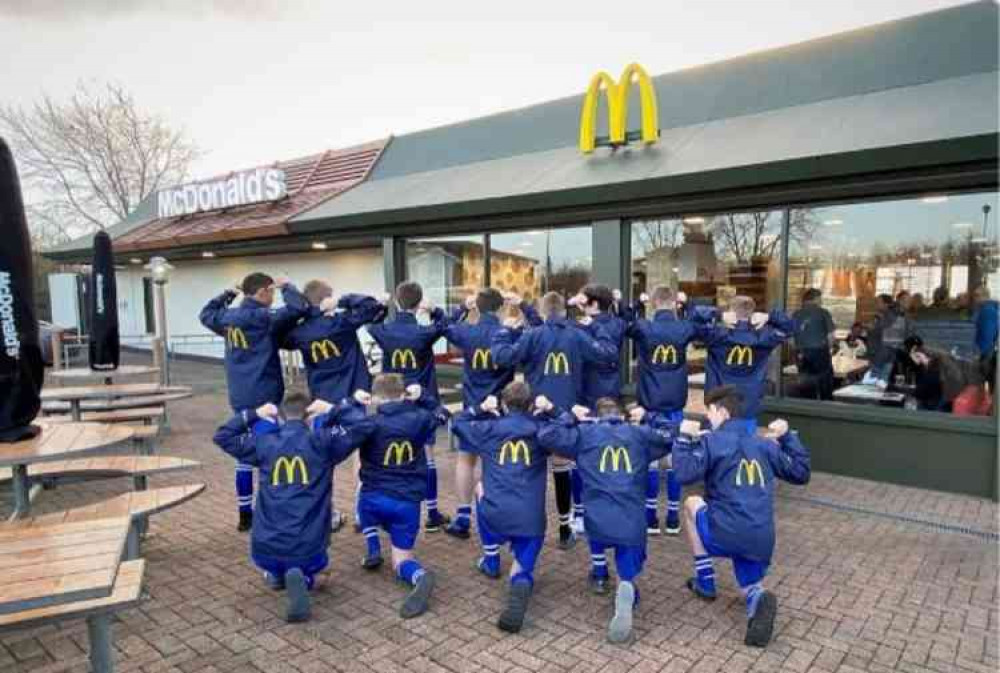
[0,0,972,182]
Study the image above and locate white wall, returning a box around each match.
[115,247,384,359]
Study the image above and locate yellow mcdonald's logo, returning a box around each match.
[499,440,531,466]
[579,63,660,154]
[310,339,341,363]
[471,348,495,371]
[599,446,632,473]
[736,459,766,488]
[272,456,309,486]
[544,352,570,375]
[652,344,678,365]
[226,326,249,350]
[726,345,754,367]
[383,441,415,466]
[390,349,417,370]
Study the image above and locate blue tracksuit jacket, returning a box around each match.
[452,407,553,538]
[672,420,810,562]
[444,302,542,409]
[491,317,618,410]
[696,309,794,418]
[280,295,386,403]
[213,411,356,562]
[626,306,708,413]
[199,286,309,411]
[575,312,628,406]
[369,309,447,401]
[538,414,672,547]
[330,400,443,503]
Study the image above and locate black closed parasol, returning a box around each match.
[88,230,120,371]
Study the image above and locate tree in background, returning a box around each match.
[0,82,199,247]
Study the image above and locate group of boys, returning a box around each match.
[203,273,810,647]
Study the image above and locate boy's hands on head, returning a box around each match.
[750,312,769,328]
[567,293,585,308]
[503,316,523,329]
[274,276,291,288]
[418,300,432,314]
[578,314,593,326]
[404,384,422,401]
[680,419,702,437]
[465,295,477,310]
[480,395,501,416]
[501,291,520,305]
[639,292,650,303]
[319,297,337,315]
[612,289,622,303]
[353,389,373,406]
[766,419,789,439]
[256,403,279,422]
[306,399,334,416]
[378,292,391,304]
[722,311,737,326]
[628,405,647,424]
[677,291,687,304]
[533,395,554,415]
[571,405,591,422]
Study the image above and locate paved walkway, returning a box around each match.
[1,374,996,673]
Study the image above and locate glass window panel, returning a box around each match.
[489,226,592,302]
[783,191,998,417]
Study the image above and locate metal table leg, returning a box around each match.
[10,464,30,520]
[87,614,115,672]
[71,400,82,422]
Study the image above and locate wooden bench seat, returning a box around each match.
[42,407,166,424]
[42,392,189,414]
[0,560,145,673]
[0,456,197,484]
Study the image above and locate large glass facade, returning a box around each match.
[489,227,593,301]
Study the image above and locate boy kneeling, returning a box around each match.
[673,385,810,647]
[213,392,357,622]
[452,381,553,633]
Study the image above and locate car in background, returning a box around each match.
[38,321,80,366]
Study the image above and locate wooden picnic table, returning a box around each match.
[783,356,869,379]
[832,383,906,406]
[40,383,193,421]
[0,517,130,615]
[0,422,135,520]
[48,365,159,384]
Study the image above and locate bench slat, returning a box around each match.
[42,407,166,424]
[0,456,198,483]
[0,539,122,567]
[0,518,125,541]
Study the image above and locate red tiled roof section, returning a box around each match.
[115,138,388,251]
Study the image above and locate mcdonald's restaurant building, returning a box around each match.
[46,3,999,499]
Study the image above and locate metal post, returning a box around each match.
[71,400,82,422]
[153,280,169,386]
[86,614,115,673]
[51,329,63,370]
[124,523,140,560]
[10,465,30,520]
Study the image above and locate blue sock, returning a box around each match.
[665,469,681,528]
[571,467,584,518]
[511,570,534,588]
[589,542,608,578]
[645,465,660,526]
[425,456,440,519]
[398,559,425,587]
[363,526,381,558]
[235,463,254,514]
[454,504,472,529]
[694,554,716,595]
[744,583,763,617]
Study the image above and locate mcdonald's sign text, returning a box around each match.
[544,352,570,375]
[599,446,632,473]
[579,63,660,154]
[310,339,341,363]
[499,440,531,466]
[272,456,309,486]
[384,441,415,466]
[736,458,766,488]
[390,349,417,370]
[471,348,495,370]
[226,326,249,350]
[652,344,678,365]
[726,345,754,367]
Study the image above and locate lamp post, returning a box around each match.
[145,256,173,385]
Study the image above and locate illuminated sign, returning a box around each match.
[272,456,309,486]
[157,168,287,219]
[579,63,659,154]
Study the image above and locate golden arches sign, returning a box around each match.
[384,441,415,466]
[579,63,660,154]
[310,339,341,363]
[544,352,570,375]
[652,344,678,365]
[226,326,249,349]
[599,446,633,473]
[499,440,531,466]
[272,456,309,486]
[471,348,495,371]
[390,349,417,370]
[726,345,754,367]
[736,458,766,488]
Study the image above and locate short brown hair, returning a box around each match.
[650,285,675,308]
[282,391,310,419]
[704,385,745,418]
[581,284,613,311]
[729,295,756,319]
[595,397,622,417]
[241,272,274,297]
[540,291,566,319]
[395,281,423,310]
[303,280,332,306]
[500,381,532,412]
[372,373,405,400]
[476,288,504,314]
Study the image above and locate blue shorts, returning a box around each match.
[476,503,544,574]
[589,539,646,581]
[252,551,328,585]
[358,492,421,550]
[695,507,769,587]
[647,409,684,427]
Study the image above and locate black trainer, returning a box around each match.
[557,528,577,551]
[685,577,717,602]
[744,590,777,648]
[361,555,384,571]
[444,520,471,539]
[400,570,435,619]
[425,512,451,533]
[589,573,610,595]
[237,510,252,532]
[498,580,532,634]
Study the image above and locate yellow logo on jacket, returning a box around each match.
[599,446,632,473]
[652,344,678,365]
[726,345,754,367]
[499,440,531,466]
[310,339,341,363]
[226,326,249,350]
[272,456,309,486]
[384,441,415,466]
[390,349,417,370]
[736,459,766,488]
[579,63,660,154]
[544,352,570,375]
[471,348,495,371]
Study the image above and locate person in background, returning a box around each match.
[792,289,836,400]
[908,293,925,316]
[867,294,907,383]
[972,286,998,391]
[905,337,992,416]
[920,287,959,320]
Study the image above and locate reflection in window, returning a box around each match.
[404,235,485,313]
[489,226,592,301]
[784,191,998,417]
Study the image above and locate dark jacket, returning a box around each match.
[199,286,309,411]
[538,413,672,546]
[280,295,386,403]
[368,309,448,401]
[576,311,629,406]
[673,420,810,562]
[213,411,356,562]
[626,306,707,413]
[452,406,553,538]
